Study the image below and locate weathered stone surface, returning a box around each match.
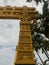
[0,6,40,65]
[14,6,40,65]
[14,20,35,64]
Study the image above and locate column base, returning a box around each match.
[15,64,35,65]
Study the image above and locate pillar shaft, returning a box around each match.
[14,18,35,65]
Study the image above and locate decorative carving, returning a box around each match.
[0,6,40,20]
[0,6,40,65]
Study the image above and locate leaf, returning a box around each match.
[26,0,32,2]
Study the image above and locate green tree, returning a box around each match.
[27,0,49,65]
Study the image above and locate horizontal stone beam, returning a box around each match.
[0,6,40,20]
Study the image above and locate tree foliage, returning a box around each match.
[27,0,49,52]
[27,0,49,65]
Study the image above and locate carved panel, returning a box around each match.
[20,31,31,37]
[20,24,30,31]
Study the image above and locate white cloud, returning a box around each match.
[0,47,15,65]
[0,35,8,43]
[35,2,44,14]
[0,20,20,46]
[0,19,20,65]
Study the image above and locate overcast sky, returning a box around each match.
[0,0,48,65]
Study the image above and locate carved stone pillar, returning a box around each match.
[14,17,35,65]
[0,6,40,65]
